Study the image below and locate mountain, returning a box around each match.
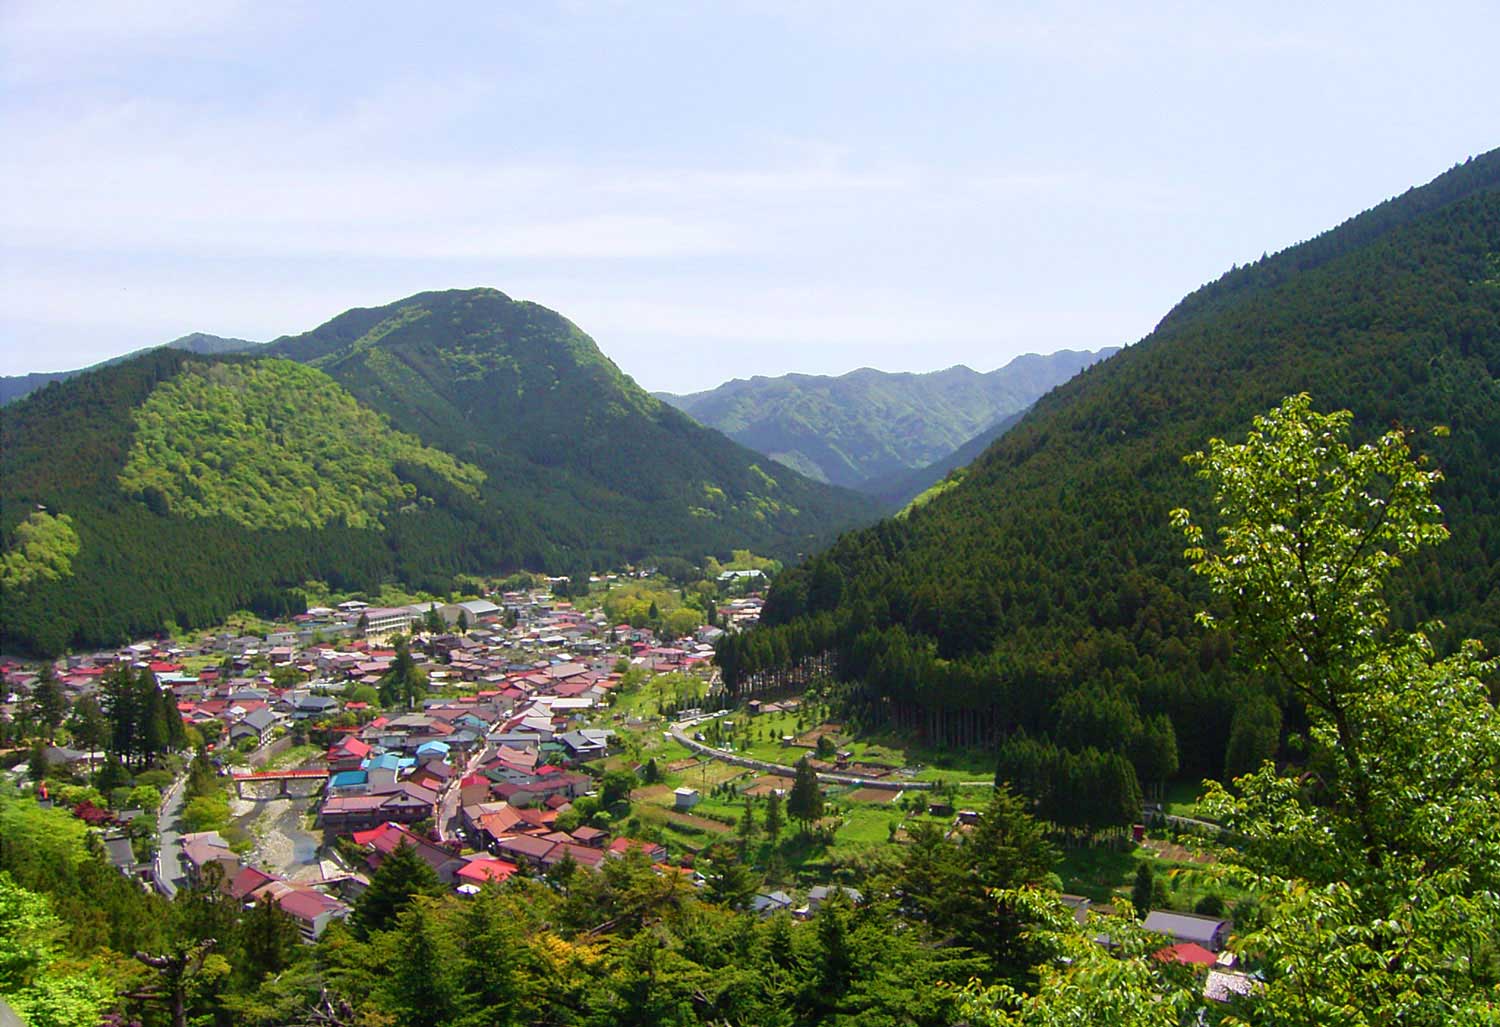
[1,289,876,654]
[862,407,1031,511]
[726,148,1500,787]
[658,349,1117,492]
[0,332,259,406]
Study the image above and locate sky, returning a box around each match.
[2,2,1497,393]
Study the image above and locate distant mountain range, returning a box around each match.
[0,332,257,406]
[658,349,1117,503]
[1,289,876,654]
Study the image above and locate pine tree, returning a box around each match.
[764,790,783,842]
[1130,861,1154,920]
[28,666,66,743]
[28,739,48,782]
[786,757,823,833]
[352,841,443,939]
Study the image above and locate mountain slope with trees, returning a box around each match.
[659,350,1116,493]
[722,148,1500,808]
[0,290,876,654]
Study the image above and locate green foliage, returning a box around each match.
[0,510,80,590]
[351,841,444,939]
[118,358,484,530]
[786,757,824,830]
[1177,394,1500,1023]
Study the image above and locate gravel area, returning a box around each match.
[232,795,325,882]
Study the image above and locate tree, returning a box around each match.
[701,850,756,912]
[763,790,783,842]
[28,667,66,744]
[1129,862,1153,920]
[27,740,48,783]
[66,696,107,756]
[1170,395,1500,1023]
[1222,693,1281,780]
[786,758,823,833]
[351,841,443,938]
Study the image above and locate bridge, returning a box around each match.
[231,767,331,799]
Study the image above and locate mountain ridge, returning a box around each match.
[1,289,877,654]
[659,347,1117,492]
[0,332,259,406]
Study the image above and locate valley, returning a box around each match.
[3,140,1500,1026]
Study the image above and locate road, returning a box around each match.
[153,774,187,897]
[667,718,935,791]
[435,744,491,842]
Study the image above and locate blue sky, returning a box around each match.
[2,2,1496,392]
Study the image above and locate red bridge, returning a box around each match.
[231,767,330,798]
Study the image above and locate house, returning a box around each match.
[557,729,611,761]
[801,885,863,913]
[247,881,350,941]
[1142,911,1233,952]
[229,707,278,746]
[318,788,435,836]
[752,890,794,916]
[349,822,464,882]
[1154,942,1218,968]
[1059,894,1092,926]
[673,787,700,811]
[608,837,666,862]
[455,856,520,888]
[294,694,340,720]
[179,831,241,885]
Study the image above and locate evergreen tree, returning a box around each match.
[764,790,783,842]
[101,664,139,765]
[235,897,300,989]
[786,758,823,833]
[1130,862,1154,920]
[28,666,66,743]
[351,841,443,938]
[27,739,48,782]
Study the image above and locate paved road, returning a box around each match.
[435,744,490,842]
[153,774,187,897]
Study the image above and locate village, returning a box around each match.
[2,571,1257,1008]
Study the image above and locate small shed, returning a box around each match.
[673,787,700,811]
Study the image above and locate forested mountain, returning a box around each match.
[862,407,1030,510]
[0,290,875,654]
[723,148,1500,794]
[0,332,258,406]
[659,349,1116,492]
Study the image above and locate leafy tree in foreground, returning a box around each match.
[1171,394,1500,1025]
[964,395,1500,1025]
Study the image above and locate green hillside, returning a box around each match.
[660,349,1115,491]
[117,359,485,530]
[262,288,875,562]
[724,148,1500,791]
[1,292,875,654]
